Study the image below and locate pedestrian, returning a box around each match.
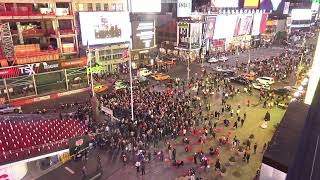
[172,148,176,161]
[246,153,251,163]
[96,155,102,171]
[141,161,145,175]
[244,113,246,120]
[236,109,240,117]
[233,121,238,129]
[262,143,267,153]
[59,112,63,120]
[241,119,245,127]
[247,100,250,107]
[135,161,141,173]
[215,159,221,171]
[254,143,258,154]
[82,166,87,179]
[193,153,197,164]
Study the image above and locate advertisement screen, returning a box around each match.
[177,0,192,17]
[291,9,312,21]
[190,23,202,46]
[214,15,238,39]
[131,0,161,12]
[237,15,253,35]
[260,0,285,13]
[260,13,268,33]
[205,16,216,39]
[244,0,259,8]
[178,22,190,48]
[79,12,131,46]
[132,21,155,50]
[211,0,239,8]
[252,13,262,36]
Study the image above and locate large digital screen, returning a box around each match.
[190,23,202,46]
[205,16,216,39]
[260,0,285,13]
[178,22,190,48]
[211,0,239,8]
[260,13,268,33]
[251,13,262,36]
[244,0,259,8]
[213,15,238,39]
[79,12,131,46]
[237,14,253,35]
[291,9,312,21]
[132,21,155,50]
[131,0,161,12]
[177,0,192,17]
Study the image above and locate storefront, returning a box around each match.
[252,35,261,48]
[225,35,252,51]
[0,58,88,102]
[209,39,225,53]
[91,43,130,74]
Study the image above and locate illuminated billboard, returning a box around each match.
[260,0,286,13]
[305,32,320,105]
[244,0,259,8]
[211,0,239,8]
[205,16,216,39]
[79,12,131,46]
[291,9,312,21]
[291,9,312,28]
[190,23,202,46]
[252,13,262,36]
[237,14,253,35]
[177,0,192,17]
[132,21,155,50]
[177,22,190,48]
[131,0,161,12]
[214,15,238,39]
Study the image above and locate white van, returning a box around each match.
[139,68,152,77]
[256,77,275,85]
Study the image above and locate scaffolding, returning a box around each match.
[0,22,15,65]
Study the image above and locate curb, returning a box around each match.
[9,88,90,106]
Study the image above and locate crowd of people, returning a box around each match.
[76,30,315,179]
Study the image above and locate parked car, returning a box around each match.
[208,57,219,63]
[272,87,291,96]
[133,76,150,87]
[151,73,171,81]
[252,82,271,90]
[114,80,128,90]
[222,70,235,77]
[139,68,152,77]
[219,56,228,62]
[241,73,256,81]
[230,76,250,85]
[0,105,22,114]
[212,66,223,72]
[256,77,275,85]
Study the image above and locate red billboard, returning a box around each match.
[260,13,268,33]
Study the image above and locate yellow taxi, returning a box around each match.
[151,73,171,81]
[93,85,108,93]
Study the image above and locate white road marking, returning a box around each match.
[310,135,319,180]
[65,167,75,174]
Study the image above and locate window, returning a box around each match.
[87,3,93,11]
[78,3,84,11]
[103,3,109,11]
[96,3,101,11]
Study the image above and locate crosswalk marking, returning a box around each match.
[65,167,75,174]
